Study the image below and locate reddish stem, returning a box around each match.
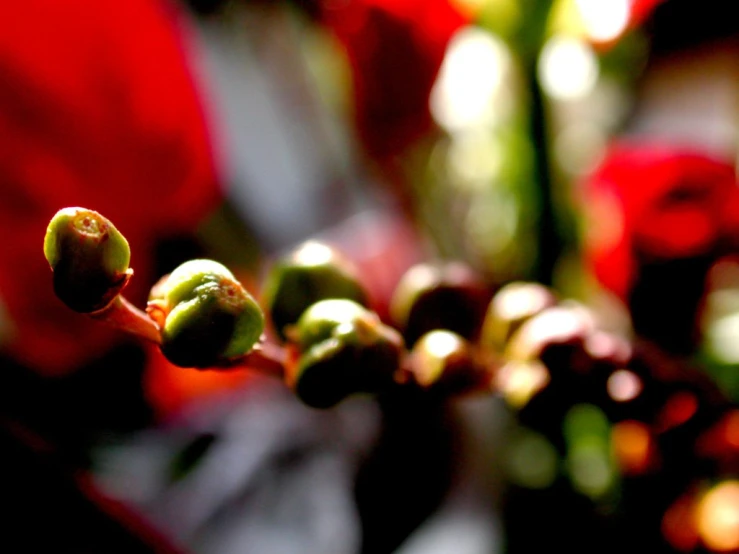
[89,295,162,344]
[220,341,291,379]
[89,295,500,395]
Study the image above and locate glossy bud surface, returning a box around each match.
[44,207,132,313]
[408,330,479,394]
[481,281,557,353]
[148,259,264,368]
[262,241,368,340]
[390,261,489,346]
[288,303,403,408]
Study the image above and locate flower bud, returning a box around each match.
[291,298,368,351]
[261,241,369,341]
[43,207,132,313]
[148,259,265,368]
[505,304,597,380]
[407,330,481,395]
[505,304,595,362]
[389,261,489,346]
[287,302,404,408]
[481,281,557,353]
[289,339,358,409]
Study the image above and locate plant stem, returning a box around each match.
[213,340,292,379]
[238,342,289,379]
[89,295,162,344]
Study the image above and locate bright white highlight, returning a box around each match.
[707,312,739,363]
[538,35,598,100]
[430,27,509,131]
[607,369,643,402]
[294,241,333,266]
[424,330,462,359]
[576,0,630,43]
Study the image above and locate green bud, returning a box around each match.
[331,314,404,391]
[408,330,479,394]
[389,261,489,346]
[43,207,132,313]
[292,298,368,351]
[290,339,358,409]
[287,306,404,408]
[504,304,594,364]
[148,259,265,368]
[480,282,557,354]
[261,241,369,341]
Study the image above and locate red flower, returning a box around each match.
[0,0,222,375]
[581,142,738,302]
[629,0,666,25]
[321,0,469,159]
